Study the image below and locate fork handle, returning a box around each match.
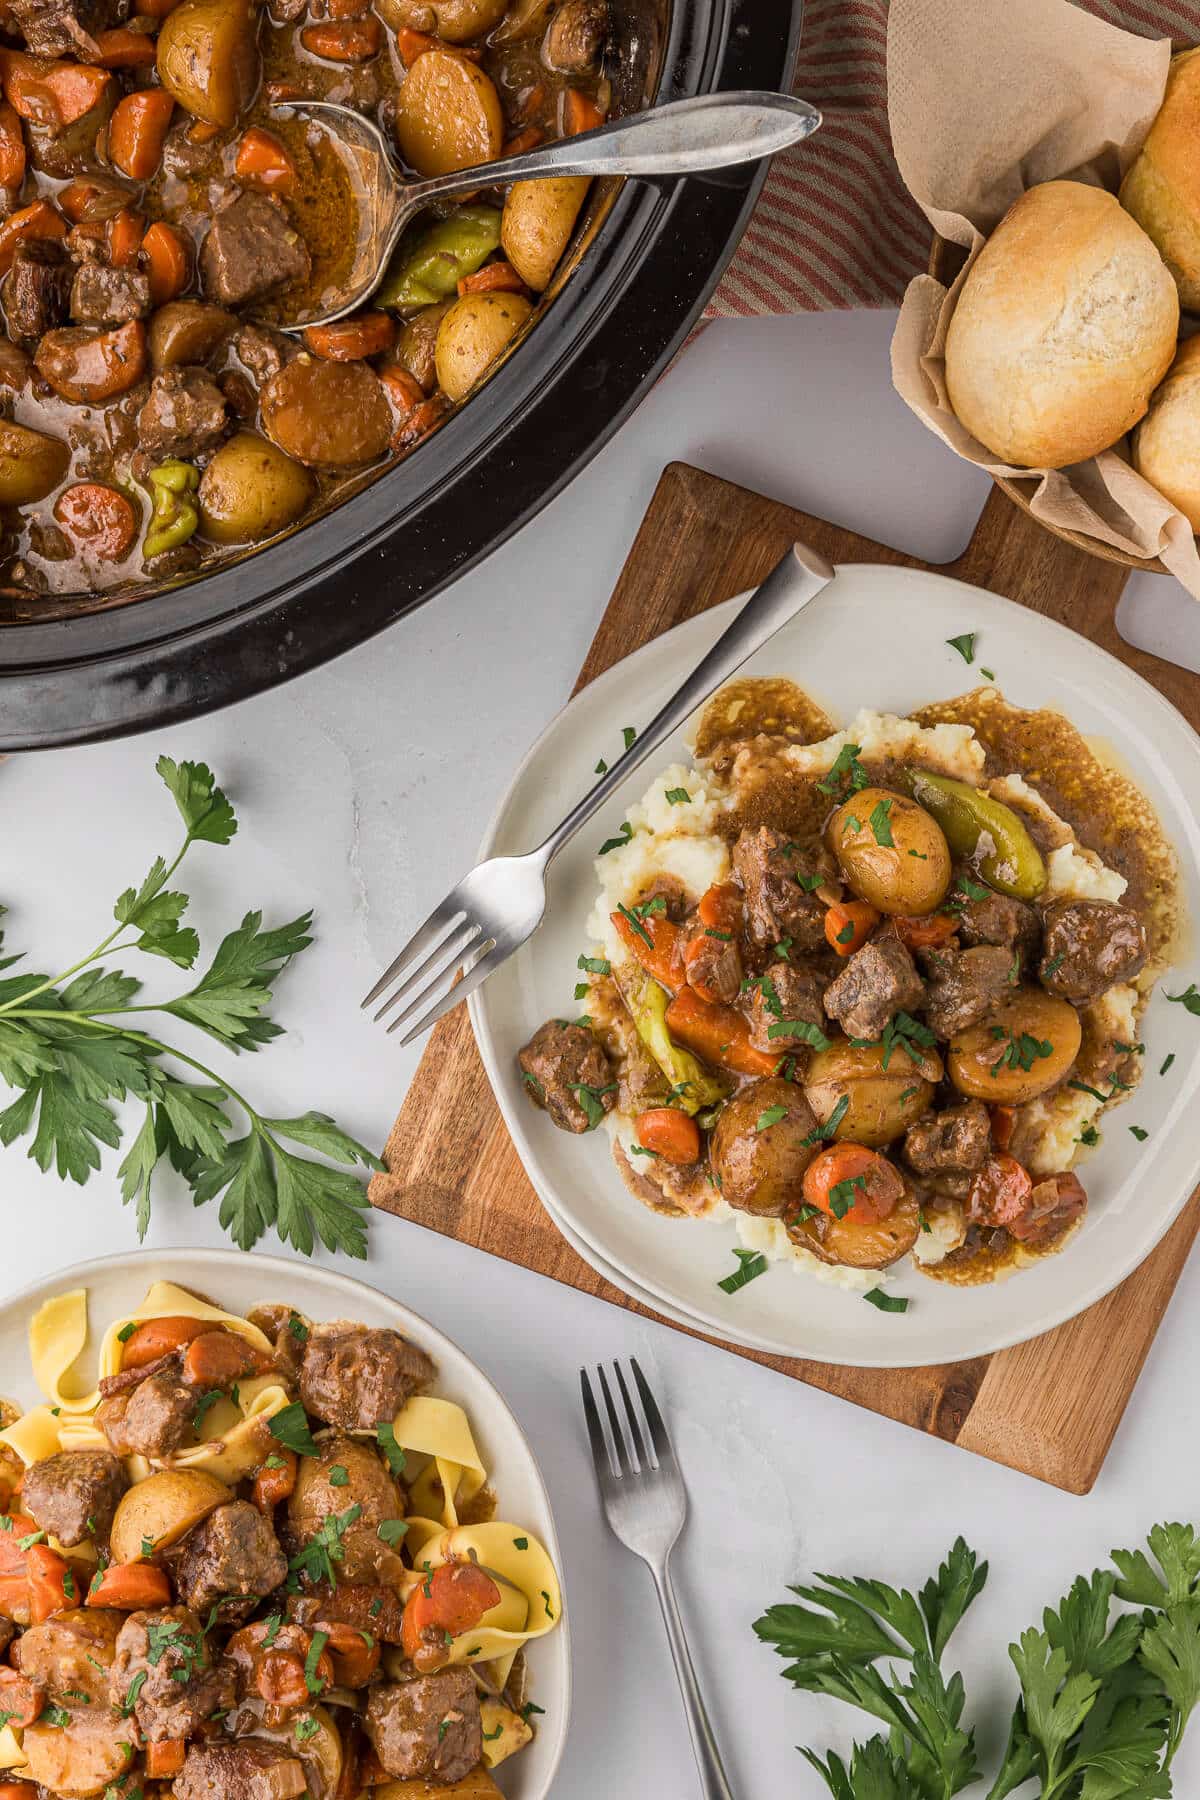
[651,1558,737,1799]
[533,541,835,866]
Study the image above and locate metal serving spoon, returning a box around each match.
[270,89,821,329]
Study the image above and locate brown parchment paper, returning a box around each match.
[886,0,1200,596]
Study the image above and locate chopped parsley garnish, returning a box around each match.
[622,726,636,751]
[295,1717,320,1743]
[574,981,589,1001]
[718,1249,768,1294]
[629,1144,659,1158]
[1161,1052,1176,1076]
[268,1402,320,1459]
[438,1719,450,1743]
[868,798,895,847]
[1129,1125,1149,1142]
[513,1537,529,1551]
[990,1028,1053,1077]
[0,1712,14,1732]
[568,1081,617,1130]
[598,821,633,856]
[863,1287,908,1313]
[594,756,607,776]
[121,1672,147,1717]
[377,1519,408,1545]
[1167,983,1200,1015]
[117,1321,136,1343]
[898,1086,919,1103]
[953,876,991,904]
[577,953,610,976]
[854,1011,936,1071]
[369,1596,383,1619]
[1077,1124,1100,1148]
[705,927,732,941]
[62,1568,76,1602]
[522,1702,546,1720]
[1042,953,1064,978]
[946,632,976,664]
[817,742,868,797]
[261,1613,283,1647]
[145,1618,204,1675]
[1115,1040,1144,1056]
[789,1204,820,1226]
[828,1175,865,1220]
[287,1313,308,1342]
[842,814,863,836]
[755,1105,788,1131]
[304,1630,328,1695]
[192,1388,224,1433]
[918,1210,932,1234]
[42,1704,70,1729]
[16,1530,45,1550]
[287,1502,362,1589]
[328,1465,349,1487]
[522,1071,545,1098]
[767,1018,832,1050]
[664,788,690,805]
[616,901,654,949]
[483,1723,505,1742]
[800,1093,849,1146]
[836,919,855,945]
[773,938,793,960]
[264,1454,286,1471]
[1069,1077,1126,1103]
[980,666,995,681]
[541,1590,555,1620]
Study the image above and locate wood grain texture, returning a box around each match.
[369,464,1200,1494]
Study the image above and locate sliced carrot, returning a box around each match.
[183,1329,271,1387]
[108,87,173,178]
[264,80,309,102]
[697,882,742,933]
[0,52,111,127]
[90,26,157,65]
[26,1545,71,1624]
[134,0,179,18]
[300,17,380,59]
[235,124,297,195]
[144,1741,185,1779]
[635,1107,701,1166]
[612,907,680,991]
[106,206,144,269]
[252,1447,297,1513]
[0,101,24,189]
[664,986,778,1079]
[86,1563,171,1610]
[514,80,544,124]
[257,1650,309,1708]
[0,198,66,275]
[989,1104,1016,1152]
[401,1563,501,1673]
[966,1153,1033,1231]
[456,260,524,297]
[0,1668,44,1729]
[0,1514,36,1578]
[563,88,605,135]
[394,26,481,64]
[824,900,880,957]
[326,0,369,14]
[53,483,138,561]
[503,129,544,165]
[0,1576,29,1624]
[303,311,395,361]
[59,177,120,222]
[319,1619,380,1687]
[392,391,446,449]
[119,1314,209,1369]
[802,1143,903,1223]
[892,911,958,951]
[380,364,425,416]
[141,219,189,303]
[0,1777,38,1798]
[186,118,221,144]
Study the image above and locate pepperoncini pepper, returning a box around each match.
[143,460,200,559]
[375,206,503,309]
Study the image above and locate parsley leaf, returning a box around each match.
[717,1249,768,1294]
[269,1402,319,1459]
[1167,984,1200,1016]
[377,1421,407,1478]
[947,632,976,664]
[288,1502,363,1589]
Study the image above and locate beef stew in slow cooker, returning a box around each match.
[0,0,611,601]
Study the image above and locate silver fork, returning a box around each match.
[362,540,836,1042]
[581,1358,736,1800]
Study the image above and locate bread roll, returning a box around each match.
[1133,334,1200,527]
[944,181,1179,469]
[1120,48,1200,311]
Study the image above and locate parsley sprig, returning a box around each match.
[0,759,380,1257]
[755,1522,1200,1798]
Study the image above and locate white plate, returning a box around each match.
[470,564,1200,1369]
[0,1249,570,1800]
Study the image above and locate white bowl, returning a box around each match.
[0,1248,570,1800]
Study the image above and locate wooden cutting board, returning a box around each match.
[370,463,1200,1495]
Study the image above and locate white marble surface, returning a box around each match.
[6,305,1200,1795]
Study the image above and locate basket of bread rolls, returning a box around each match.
[888,0,1200,596]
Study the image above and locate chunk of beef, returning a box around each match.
[168,1501,287,1625]
[8,0,117,56]
[823,938,924,1041]
[98,1348,175,1401]
[70,262,151,326]
[13,1609,122,1702]
[1039,900,1147,1004]
[364,1670,482,1785]
[682,928,742,1005]
[300,1325,435,1432]
[0,1617,15,1659]
[109,1606,234,1741]
[1,241,72,344]
[174,1741,308,1800]
[968,1165,1087,1247]
[922,944,1014,1040]
[745,962,826,1051]
[233,321,297,387]
[956,890,1041,964]
[161,119,229,179]
[733,827,835,955]
[286,1580,407,1644]
[97,1368,195,1460]
[518,1019,616,1135]
[542,0,608,69]
[137,366,227,459]
[904,1100,991,1177]
[21,1449,127,1548]
[201,192,310,306]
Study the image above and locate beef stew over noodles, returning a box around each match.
[0,0,610,600]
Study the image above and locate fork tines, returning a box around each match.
[360,901,497,1043]
[581,1357,671,1481]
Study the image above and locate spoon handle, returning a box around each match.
[408,90,821,205]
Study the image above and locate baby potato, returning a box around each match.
[157,0,259,127]
[376,1773,501,1798]
[394,300,453,392]
[199,432,314,545]
[0,421,69,504]
[395,49,503,178]
[149,300,237,370]
[287,1434,403,1583]
[109,1468,231,1564]
[435,290,534,402]
[375,0,507,40]
[501,175,590,292]
[948,988,1081,1103]
[479,1698,533,1768]
[710,1078,821,1217]
[790,1182,921,1270]
[804,1038,942,1148]
[827,787,951,916]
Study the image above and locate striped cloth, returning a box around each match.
[703,0,1199,318]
